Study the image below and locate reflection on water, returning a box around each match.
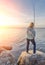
[0,28,45,46]
[0,28,26,46]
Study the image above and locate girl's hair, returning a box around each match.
[29,22,34,27]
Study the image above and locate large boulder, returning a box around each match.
[17,50,45,65]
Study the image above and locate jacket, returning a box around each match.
[27,27,36,39]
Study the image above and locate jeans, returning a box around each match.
[26,39,36,53]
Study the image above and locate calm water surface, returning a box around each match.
[0,28,45,53]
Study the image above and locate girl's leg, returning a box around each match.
[31,39,36,54]
[26,39,30,53]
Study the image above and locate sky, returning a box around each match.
[0,0,45,27]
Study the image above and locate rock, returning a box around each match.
[0,47,5,53]
[2,46,12,50]
[17,50,45,65]
[0,50,15,65]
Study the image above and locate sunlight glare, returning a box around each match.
[0,13,20,27]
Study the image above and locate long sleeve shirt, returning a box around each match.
[27,27,36,39]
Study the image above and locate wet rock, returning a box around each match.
[0,50,15,65]
[17,50,45,65]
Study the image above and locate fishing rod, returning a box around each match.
[34,1,35,24]
[32,0,35,24]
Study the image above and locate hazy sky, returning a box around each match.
[0,0,45,27]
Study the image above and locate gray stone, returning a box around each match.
[17,50,45,65]
[0,50,15,65]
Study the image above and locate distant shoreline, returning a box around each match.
[0,26,45,29]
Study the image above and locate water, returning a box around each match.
[0,28,45,51]
[0,28,26,45]
[0,28,45,63]
[11,28,45,53]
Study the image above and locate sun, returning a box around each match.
[0,13,20,28]
[0,4,21,28]
[0,13,20,43]
[0,14,7,26]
